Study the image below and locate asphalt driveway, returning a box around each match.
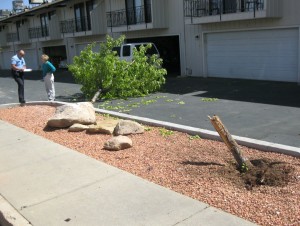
[0,69,299,148]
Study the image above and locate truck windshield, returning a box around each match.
[122,45,131,57]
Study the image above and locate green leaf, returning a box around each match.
[201,98,219,102]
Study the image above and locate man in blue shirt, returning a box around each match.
[11,50,27,104]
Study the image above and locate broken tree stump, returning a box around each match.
[208,115,253,169]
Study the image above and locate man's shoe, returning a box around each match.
[20,100,26,104]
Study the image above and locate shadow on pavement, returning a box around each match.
[0,69,76,84]
[3,68,299,108]
[56,93,86,102]
[162,77,300,108]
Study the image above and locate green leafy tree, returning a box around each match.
[68,35,167,100]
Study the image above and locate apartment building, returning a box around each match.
[184,0,300,83]
[0,10,11,19]
[0,0,300,83]
[0,0,185,76]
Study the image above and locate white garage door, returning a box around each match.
[76,44,89,56]
[1,51,14,69]
[206,29,299,82]
[24,49,39,70]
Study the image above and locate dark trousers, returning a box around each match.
[11,70,25,103]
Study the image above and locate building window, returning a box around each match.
[48,11,56,21]
[144,0,151,23]
[86,0,93,30]
[74,3,86,32]
[40,13,48,37]
[16,20,21,41]
[125,0,151,25]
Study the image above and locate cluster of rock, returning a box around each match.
[47,102,144,151]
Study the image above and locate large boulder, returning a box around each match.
[87,118,120,135]
[104,136,133,151]
[47,102,96,128]
[68,123,90,132]
[113,120,144,136]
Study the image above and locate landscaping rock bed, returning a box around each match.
[0,105,299,226]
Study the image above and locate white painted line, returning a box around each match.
[182,91,208,96]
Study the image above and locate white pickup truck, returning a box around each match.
[112,42,160,62]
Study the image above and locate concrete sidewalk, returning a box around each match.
[0,120,256,226]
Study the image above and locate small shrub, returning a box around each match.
[159,128,174,137]
[189,135,201,140]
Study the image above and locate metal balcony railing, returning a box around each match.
[184,0,264,18]
[106,4,152,28]
[6,32,18,42]
[28,26,49,39]
[59,16,91,33]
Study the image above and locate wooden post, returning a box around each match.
[208,115,253,168]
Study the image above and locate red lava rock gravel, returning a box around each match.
[0,105,299,226]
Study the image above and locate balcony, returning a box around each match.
[6,32,18,42]
[59,16,91,34]
[184,0,282,24]
[107,5,152,28]
[106,0,167,32]
[28,26,49,39]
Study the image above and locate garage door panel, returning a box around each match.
[206,29,298,82]
[208,51,296,58]
[1,51,14,69]
[24,49,39,70]
[211,56,297,64]
[1,50,39,70]
[208,46,298,57]
[76,44,88,55]
[208,59,298,76]
[208,68,297,82]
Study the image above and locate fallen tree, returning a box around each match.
[68,35,167,101]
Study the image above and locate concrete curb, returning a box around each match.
[0,101,299,158]
[0,101,66,109]
[94,109,300,158]
[0,195,31,226]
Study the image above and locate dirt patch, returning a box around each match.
[0,105,300,226]
[244,159,295,188]
[182,158,296,190]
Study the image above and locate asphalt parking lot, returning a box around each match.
[1,69,299,148]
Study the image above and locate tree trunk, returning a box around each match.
[91,89,102,103]
[208,115,253,169]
